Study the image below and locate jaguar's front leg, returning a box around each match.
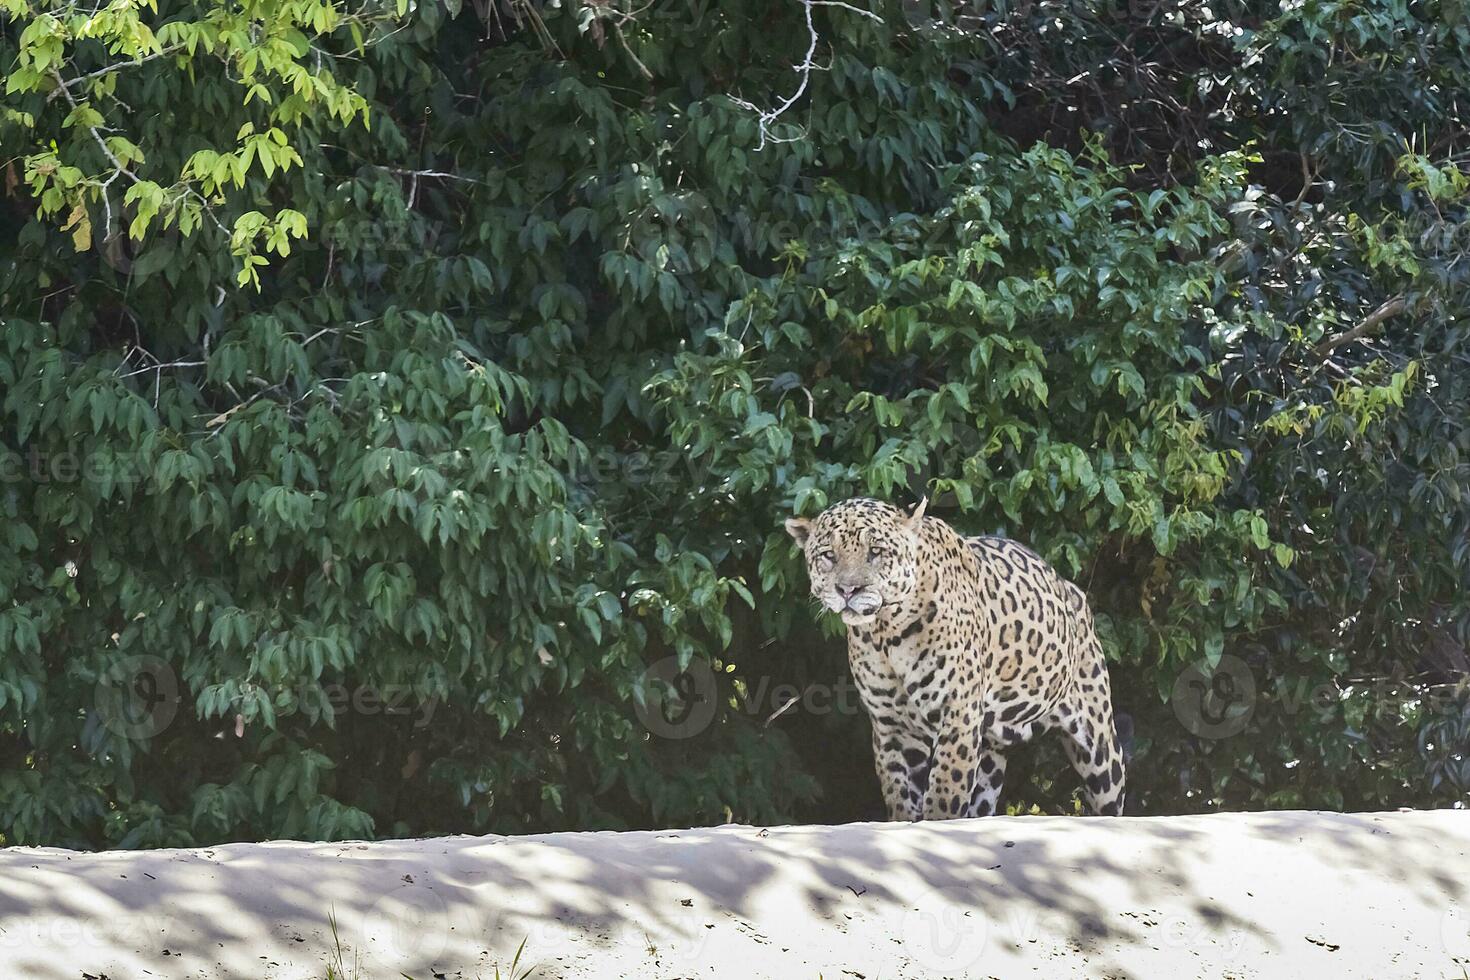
[922,700,985,820]
[966,747,1008,817]
[869,717,930,822]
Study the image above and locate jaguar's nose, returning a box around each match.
[836,583,862,600]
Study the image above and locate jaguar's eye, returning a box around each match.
[867,547,887,562]
[815,552,836,570]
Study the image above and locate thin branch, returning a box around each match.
[1291,150,1314,209]
[51,70,145,242]
[119,359,205,380]
[51,70,140,182]
[1313,295,1409,359]
[729,0,883,150]
[53,66,235,244]
[373,165,488,190]
[764,690,804,727]
[807,0,881,14]
[47,45,186,102]
[54,69,234,242]
[614,22,653,80]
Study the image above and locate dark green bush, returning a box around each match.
[1,0,1466,846]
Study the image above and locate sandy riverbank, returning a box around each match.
[0,809,1465,978]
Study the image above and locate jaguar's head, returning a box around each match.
[785,497,927,626]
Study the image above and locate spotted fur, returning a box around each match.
[786,497,1126,820]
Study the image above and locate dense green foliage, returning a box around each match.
[1,0,1467,847]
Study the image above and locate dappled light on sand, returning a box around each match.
[0,810,1464,979]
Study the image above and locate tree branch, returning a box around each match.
[1314,295,1409,359]
[119,359,206,380]
[51,71,140,183]
[47,46,186,103]
[729,0,883,150]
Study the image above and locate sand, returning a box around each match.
[0,809,1465,979]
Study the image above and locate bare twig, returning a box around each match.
[614,22,653,80]
[51,70,143,242]
[375,166,485,185]
[119,359,205,379]
[510,0,565,58]
[764,690,805,726]
[47,45,186,102]
[50,69,228,241]
[51,72,139,175]
[808,0,881,14]
[1291,150,1314,208]
[1314,295,1409,359]
[729,0,883,150]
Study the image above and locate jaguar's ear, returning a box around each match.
[906,496,928,531]
[785,517,813,547]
